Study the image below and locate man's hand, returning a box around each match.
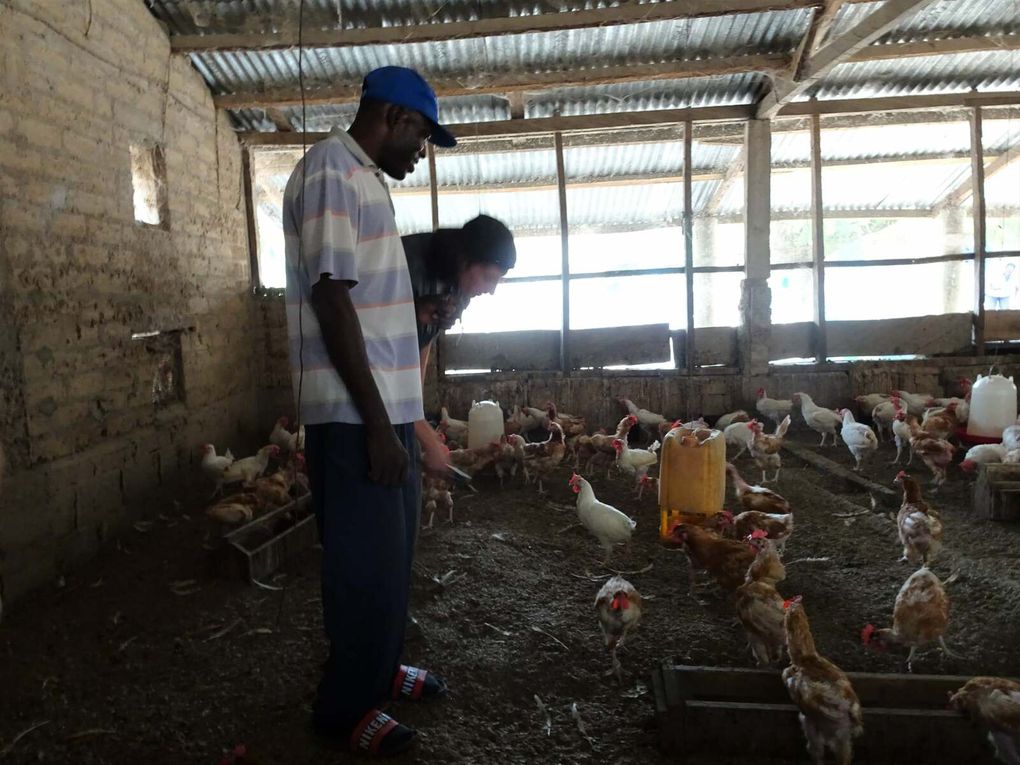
[366,425,410,486]
[418,422,451,477]
[433,294,464,331]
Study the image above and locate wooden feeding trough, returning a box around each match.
[975,463,1020,521]
[651,664,996,763]
[219,492,316,583]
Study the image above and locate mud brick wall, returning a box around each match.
[0,1,260,601]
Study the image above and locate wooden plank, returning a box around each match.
[985,310,1020,342]
[810,112,827,362]
[214,55,788,110]
[780,91,1020,116]
[240,148,261,288]
[973,107,988,351]
[783,441,900,498]
[827,314,974,357]
[693,327,739,367]
[569,324,671,369]
[555,131,570,374]
[976,463,1020,521]
[171,0,822,52]
[770,321,815,360]
[439,330,559,371]
[684,122,696,373]
[852,33,1020,62]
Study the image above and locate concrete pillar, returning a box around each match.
[694,217,717,326]
[740,119,772,378]
[938,207,966,311]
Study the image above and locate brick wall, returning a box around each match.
[0,1,261,601]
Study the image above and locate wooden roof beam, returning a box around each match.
[757,0,942,120]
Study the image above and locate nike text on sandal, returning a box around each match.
[391,664,448,701]
[349,709,416,757]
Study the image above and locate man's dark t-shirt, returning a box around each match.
[402,232,456,350]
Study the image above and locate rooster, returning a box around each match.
[783,597,863,765]
[961,443,1008,475]
[595,576,643,680]
[523,423,567,493]
[893,471,943,566]
[749,416,791,484]
[755,388,793,427]
[949,676,1020,765]
[569,473,636,563]
[839,410,878,472]
[200,443,235,497]
[715,410,751,430]
[735,535,787,666]
[793,392,843,447]
[269,416,304,454]
[667,523,756,599]
[222,445,279,486]
[861,567,957,673]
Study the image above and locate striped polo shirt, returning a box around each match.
[282,127,424,426]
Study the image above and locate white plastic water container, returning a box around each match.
[966,373,1018,438]
[467,400,505,449]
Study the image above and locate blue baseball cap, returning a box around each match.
[361,66,457,148]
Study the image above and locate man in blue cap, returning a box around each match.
[283,66,456,756]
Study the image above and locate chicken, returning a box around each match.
[506,404,542,436]
[637,474,658,501]
[854,392,891,416]
[595,576,643,680]
[422,475,454,528]
[871,396,902,442]
[920,401,960,441]
[269,416,304,454]
[793,392,843,447]
[1005,448,1020,465]
[667,523,756,598]
[725,419,757,459]
[862,567,956,673]
[735,576,786,666]
[578,415,638,472]
[961,443,1008,475]
[715,410,751,430]
[200,443,235,496]
[949,676,1020,765]
[744,529,786,586]
[616,394,668,439]
[206,492,260,531]
[546,401,586,438]
[448,441,499,478]
[1003,418,1020,452]
[783,597,863,765]
[498,433,529,486]
[438,406,468,449]
[839,409,878,472]
[755,387,793,427]
[892,389,934,418]
[569,473,636,562]
[522,422,567,493]
[904,415,956,487]
[726,462,792,516]
[222,445,279,486]
[612,437,659,488]
[749,415,791,484]
[890,409,914,465]
[253,470,293,511]
[893,471,943,566]
[712,509,794,553]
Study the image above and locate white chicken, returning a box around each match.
[854,392,891,414]
[725,419,757,459]
[871,396,902,442]
[612,438,659,487]
[439,406,469,446]
[755,388,793,427]
[890,410,914,466]
[200,444,235,496]
[892,389,933,418]
[595,576,643,680]
[616,395,667,440]
[1003,419,1020,452]
[569,473,636,563]
[269,416,305,454]
[715,410,751,430]
[222,444,279,486]
[507,404,542,436]
[960,443,1007,476]
[793,392,843,447]
[840,410,878,472]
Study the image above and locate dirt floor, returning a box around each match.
[2,420,1020,764]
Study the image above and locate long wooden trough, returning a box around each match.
[651,664,996,763]
[220,492,316,583]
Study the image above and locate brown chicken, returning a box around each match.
[667,523,756,598]
[594,575,644,680]
[711,510,794,553]
[744,530,786,586]
[422,475,454,528]
[545,401,586,438]
[253,470,293,511]
[735,541,786,666]
[749,415,791,484]
[783,597,864,765]
[574,414,637,476]
[726,463,792,513]
[861,567,956,672]
[949,676,1020,764]
[522,422,567,493]
[448,441,499,477]
[905,415,957,487]
[920,401,960,441]
[893,471,943,565]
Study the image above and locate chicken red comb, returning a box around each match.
[612,438,624,448]
[627,414,638,423]
[782,595,802,610]
[861,623,876,644]
[610,594,630,610]
[895,470,907,479]
[750,529,768,539]
[671,419,683,428]
[568,473,580,483]
[721,510,734,522]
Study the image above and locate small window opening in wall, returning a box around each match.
[133,329,184,407]
[130,144,169,227]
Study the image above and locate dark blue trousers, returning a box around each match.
[304,422,420,732]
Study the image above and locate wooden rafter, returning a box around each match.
[789,0,846,82]
[170,0,822,53]
[937,140,1020,210]
[704,147,746,214]
[756,0,941,120]
[214,55,789,110]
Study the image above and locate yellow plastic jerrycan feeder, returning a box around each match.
[658,426,727,539]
